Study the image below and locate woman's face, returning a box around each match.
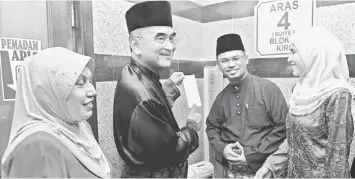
[288,43,307,77]
[65,67,96,122]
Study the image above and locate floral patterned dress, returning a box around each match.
[263,89,354,178]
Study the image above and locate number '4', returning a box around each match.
[278,12,291,30]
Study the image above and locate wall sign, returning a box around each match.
[254,0,315,57]
[0,37,41,101]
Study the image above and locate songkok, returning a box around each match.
[125,1,173,33]
[216,34,245,57]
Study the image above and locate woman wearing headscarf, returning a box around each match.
[1,47,111,178]
[255,26,355,178]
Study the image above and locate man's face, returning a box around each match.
[217,50,248,81]
[133,26,176,71]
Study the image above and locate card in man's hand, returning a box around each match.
[182,75,202,108]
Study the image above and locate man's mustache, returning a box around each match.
[160,49,174,56]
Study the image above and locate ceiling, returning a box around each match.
[188,0,230,6]
[125,0,355,23]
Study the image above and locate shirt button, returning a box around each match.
[237,112,241,115]
[236,96,240,99]
[237,103,240,107]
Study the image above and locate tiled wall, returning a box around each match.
[201,3,355,60]
[95,81,120,177]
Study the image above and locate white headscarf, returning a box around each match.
[1,47,111,178]
[288,26,355,115]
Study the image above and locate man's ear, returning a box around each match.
[216,61,222,71]
[129,36,141,55]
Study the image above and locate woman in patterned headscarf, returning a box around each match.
[1,47,111,178]
[255,26,355,178]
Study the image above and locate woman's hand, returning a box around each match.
[255,166,272,178]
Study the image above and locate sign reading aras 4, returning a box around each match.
[0,37,41,101]
[254,0,315,57]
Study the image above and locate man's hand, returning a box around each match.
[232,142,246,162]
[223,142,246,162]
[254,166,272,178]
[186,105,202,131]
[169,72,184,85]
[175,132,187,151]
[223,142,243,161]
